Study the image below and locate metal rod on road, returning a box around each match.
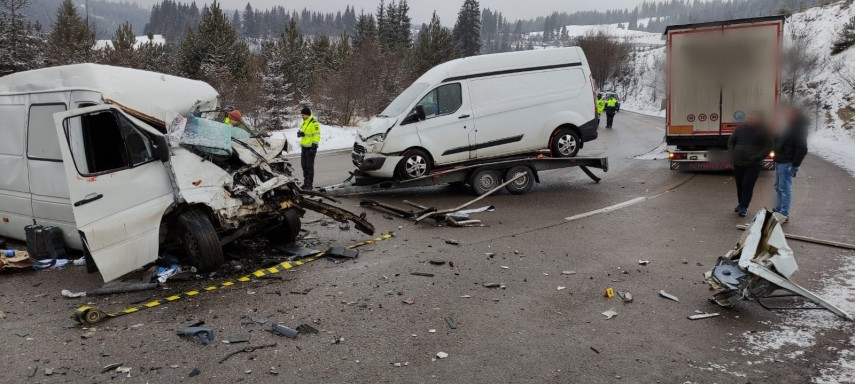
[415,173,525,223]
[736,224,855,251]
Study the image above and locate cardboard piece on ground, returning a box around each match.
[0,251,35,271]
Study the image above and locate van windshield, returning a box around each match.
[379,83,430,117]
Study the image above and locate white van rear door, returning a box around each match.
[54,105,175,282]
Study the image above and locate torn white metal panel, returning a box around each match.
[707,209,853,321]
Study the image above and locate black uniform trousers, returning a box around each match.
[301,145,318,189]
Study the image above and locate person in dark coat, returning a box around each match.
[728,111,774,217]
[773,107,809,222]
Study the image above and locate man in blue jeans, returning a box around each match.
[773,108,809,223]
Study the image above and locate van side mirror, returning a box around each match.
[153,135,170,162]
[415,105,426,121]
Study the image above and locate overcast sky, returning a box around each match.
[126,0,646,25]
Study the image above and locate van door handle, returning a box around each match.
[458,114,471,119]
[74,193,103,207]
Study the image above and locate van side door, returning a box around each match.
[413,82,476,165]
[54,105,175,282]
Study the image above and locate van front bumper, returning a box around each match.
[579,117,599,142]
[352,141,399,179]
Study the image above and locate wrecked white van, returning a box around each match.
[352,47,599,180]
[0,64,373,282]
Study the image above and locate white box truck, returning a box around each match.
[665,16,784,171]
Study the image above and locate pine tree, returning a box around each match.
[242,3,256,38]
[137,32,173,73]
[0,0,45,75]
[46,0,95,66]
[412,12,454,76]
[178,2,250,84]
[103,21,137,67]
[231,10,241,35]
[354,12,377,49]
[453,0,481,57]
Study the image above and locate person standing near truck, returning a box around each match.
[298,106,321,190]
[773,107,809,222]
[604,95,618,128]
[596,94,606,126]
[728,111,774,217]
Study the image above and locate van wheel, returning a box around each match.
[178,210,224,273]
[396,149,431,180]
[469,169,502,196]
[275,208,303,244]
[505,166,535,195]
[551,128,581,158]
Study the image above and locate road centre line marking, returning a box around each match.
[564,197,647,222]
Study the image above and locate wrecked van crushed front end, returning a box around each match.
[165,115,375,242]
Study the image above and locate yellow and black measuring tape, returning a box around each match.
[73,233,394,325]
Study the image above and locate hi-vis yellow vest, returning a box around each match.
[596,99,606,113]
[300,116,320,147]
[607,98,618,108]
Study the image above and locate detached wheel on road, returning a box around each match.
[551,128,581,158]
[505,166,535,195]
[469,169,502,196]
[396,149,432,180]
[276,208,303,244]
[178,209,224,273]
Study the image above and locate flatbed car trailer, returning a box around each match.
[320,155,609,197]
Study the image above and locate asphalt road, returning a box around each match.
[1,111,854,383]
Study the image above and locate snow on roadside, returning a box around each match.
[270,125,358,154]
[810,129,855,178]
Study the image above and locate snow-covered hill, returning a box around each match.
[526,23,665,47]
[95,35,166,50]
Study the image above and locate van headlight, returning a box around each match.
[365,133,386,144]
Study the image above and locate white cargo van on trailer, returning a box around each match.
[665,16,783,171]
[352,47,599,180]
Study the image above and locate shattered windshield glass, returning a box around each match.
[177,116,234,156]
[380,83,430,117]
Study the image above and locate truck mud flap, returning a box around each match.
[298,198,375,235]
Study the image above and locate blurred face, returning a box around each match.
[786,108,799,122]
[746,113,760,126]
[301,114,309,120]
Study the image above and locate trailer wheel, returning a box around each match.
[505,166,535,195]
[396,149,432,180]
[469,169,502,196]
[277,208,303,244]
[551,128,581,158]
[178,210,224,273]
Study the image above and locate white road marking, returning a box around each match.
[655,127,665,132]
[564,197,648,221]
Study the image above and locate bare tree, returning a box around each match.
[782,23,824,102]
[574,30,632,91]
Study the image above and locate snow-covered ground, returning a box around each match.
[271,124,358,154]
[95,34,166,49]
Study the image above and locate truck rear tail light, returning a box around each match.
[769,151,775,159]
[669,152,687,160]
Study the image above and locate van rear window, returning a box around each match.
[27,104,66,161]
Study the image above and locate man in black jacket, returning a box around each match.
[773,108,809,222]
[728,111,774,217]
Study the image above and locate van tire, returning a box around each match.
[551,128,581,158]
[396,149,432,180]
[178,210,224,273]
[505,166,535,195]
[469,169,502,196]
[277,208,302,244]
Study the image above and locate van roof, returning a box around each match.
[0,64,219,123]
[415,47,587,85]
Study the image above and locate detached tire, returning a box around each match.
[505,166,535,195]
[396,149,432,180]
[550,128,581,158]
[469,169,502,196]
[277,208,302,244]
[178,210,224,273]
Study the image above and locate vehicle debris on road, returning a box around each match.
[659,290,680,302]
[61,290,86,298]
[176,321,215,345]
[271,324,299,339]
[688,312,720,320]
[219,343,278,364]
[708,210,853,320]
[618,291,633,303]
[436,352,449,359]
[638,260,650,265]
[602,308,618,319]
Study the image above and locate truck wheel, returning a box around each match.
[469,169,502,196]
[178,210,224,273]
[396,149,432,180]
[277,208,302,244]
[551,128,581,158]
[505,166,535,195]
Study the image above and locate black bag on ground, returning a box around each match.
[25,225,66,262]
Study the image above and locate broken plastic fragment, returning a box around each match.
[638,260,650,265]
[619,291,633,303]
[688,312,720,320]
[601,308,618,319]
[659,290,680,302]
[436,352,448,359]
